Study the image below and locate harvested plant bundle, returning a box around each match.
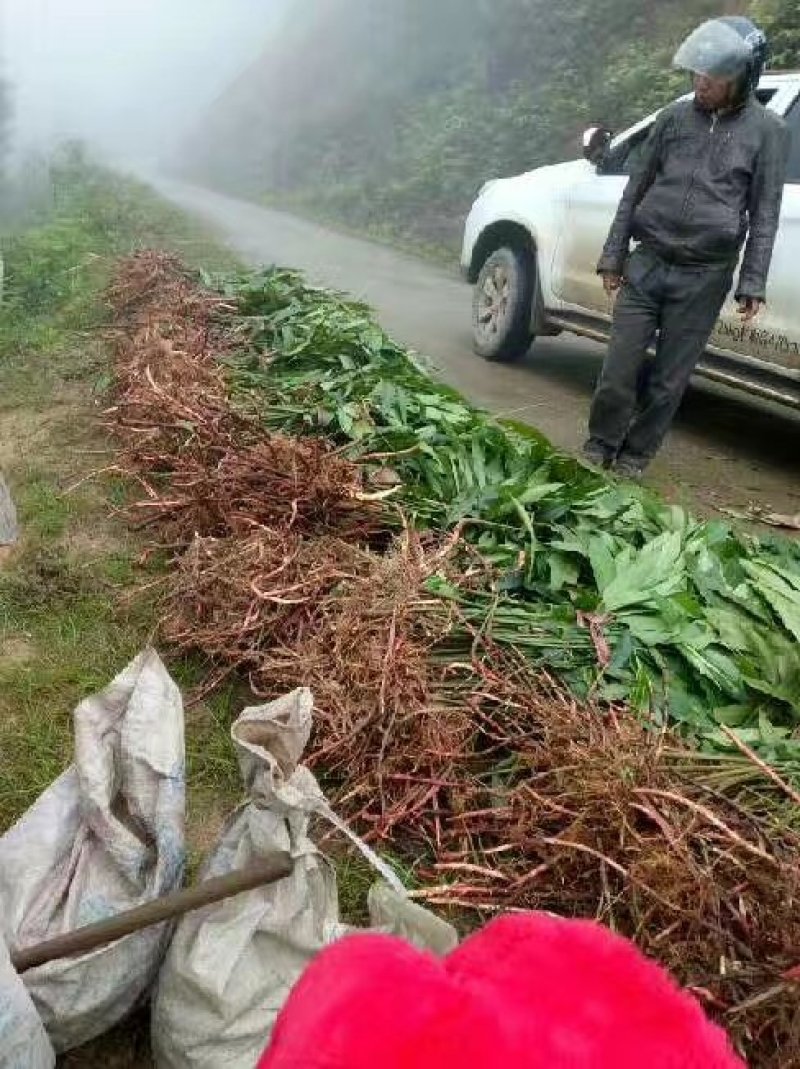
[223,266,800,778]
[107,252,387,547]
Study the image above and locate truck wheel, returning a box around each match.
[472,247,535,362]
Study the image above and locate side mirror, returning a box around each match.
[583,126,613,166]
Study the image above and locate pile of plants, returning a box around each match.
[219,267,800,774]
[107,253,800,1066]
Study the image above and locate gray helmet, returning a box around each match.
[674,17,768,93]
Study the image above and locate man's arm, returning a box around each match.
[597,110,670,276]
[736,117,790,303]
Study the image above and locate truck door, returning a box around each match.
[710,96,800,373]
[553,120,655,318]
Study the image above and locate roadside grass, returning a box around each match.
[0,166,257,1067]
[0,163,244,852]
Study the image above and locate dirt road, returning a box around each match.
[155,178,800,522]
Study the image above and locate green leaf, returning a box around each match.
[587,536,616,592]
[548,552,580,592]
[600,532,685,612]
[517,482,563,506]
[703,607,755,653]
[758,710,792,745]
[470,439,487,490]
[680,644,743,699]
[619,612,676,647]
[743,560,800,642]
[712,704,754,728]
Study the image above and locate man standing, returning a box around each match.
[584,17,789,480]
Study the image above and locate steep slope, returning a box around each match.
[183,0,798,254]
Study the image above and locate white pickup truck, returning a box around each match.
[461,73,800,409]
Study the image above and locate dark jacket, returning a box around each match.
[598,96,790,300]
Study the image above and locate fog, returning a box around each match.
[0,0,282,165]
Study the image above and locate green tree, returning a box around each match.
[753,0,800,69]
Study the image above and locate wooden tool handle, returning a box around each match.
[11,852,293,974]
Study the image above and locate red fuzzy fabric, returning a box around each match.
[258,914,744,1068]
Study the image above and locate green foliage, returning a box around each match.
[754,0,800,69]
[1,151,239,384]
[188,0,797,251]
[218,265,800,780]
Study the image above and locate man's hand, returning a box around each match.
[602,273,623,297]
[737,296,764,323]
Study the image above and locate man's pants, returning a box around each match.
[587,248,734,466]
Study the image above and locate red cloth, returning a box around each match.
[258,913,744,1068]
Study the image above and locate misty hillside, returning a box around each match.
[184,0,799,254]
[0,77,10,179]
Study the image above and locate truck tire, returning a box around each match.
[472,246,535,362]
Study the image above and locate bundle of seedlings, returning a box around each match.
[107,252,388,548]
[161,528,374,692]
[221,264,800,782]
[421,653,800,1069]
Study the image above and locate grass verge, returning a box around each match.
[0,159,243,870]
